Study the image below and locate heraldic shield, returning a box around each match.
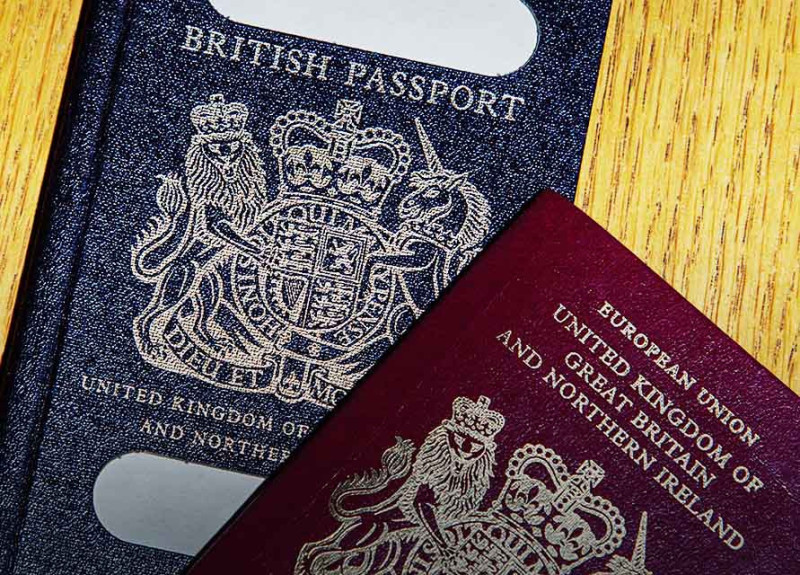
[296,396,656,575]
[132,95,491,408]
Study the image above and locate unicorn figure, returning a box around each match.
[366,119,491,316]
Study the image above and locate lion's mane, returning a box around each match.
[399,425,495,524]
[185,132,269,232]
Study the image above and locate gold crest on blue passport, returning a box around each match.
[132,95,491,407]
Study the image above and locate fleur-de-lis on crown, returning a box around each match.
[269,99,411,216]
[447,395,506,443]
[493,444,627,573]
[190,94,248,140]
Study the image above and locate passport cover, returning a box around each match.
[189,192,800,574]
[0,0,612,573]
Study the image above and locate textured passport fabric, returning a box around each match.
[0,1,611,573]
[189,192,800,575]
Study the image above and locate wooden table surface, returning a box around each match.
[1,1,798,388]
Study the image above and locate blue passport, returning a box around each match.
[0,0,611,573]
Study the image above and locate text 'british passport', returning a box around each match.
[189,192,800,575]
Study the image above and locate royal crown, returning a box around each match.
[449,396,506,442]
[489,444,626,573]
[269,99,411,216]
[191,94,249,139]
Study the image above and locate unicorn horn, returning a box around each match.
[631,512,648,569]
[414,118,444,174]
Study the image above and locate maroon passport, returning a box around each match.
[188,192,799,575]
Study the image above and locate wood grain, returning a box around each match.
[0,0,798,389]
[0,0,83,357]
[576,0,799,388]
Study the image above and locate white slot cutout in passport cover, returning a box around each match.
[94,453,263,555]
[210,0,539,75]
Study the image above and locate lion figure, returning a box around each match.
[132,93,271,359]
[295,396,505,575]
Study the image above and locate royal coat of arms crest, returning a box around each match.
[132,95,491,407]
[296,396,655,575]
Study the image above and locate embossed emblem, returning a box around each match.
[296,396,656,575]
[132,95,491,407]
